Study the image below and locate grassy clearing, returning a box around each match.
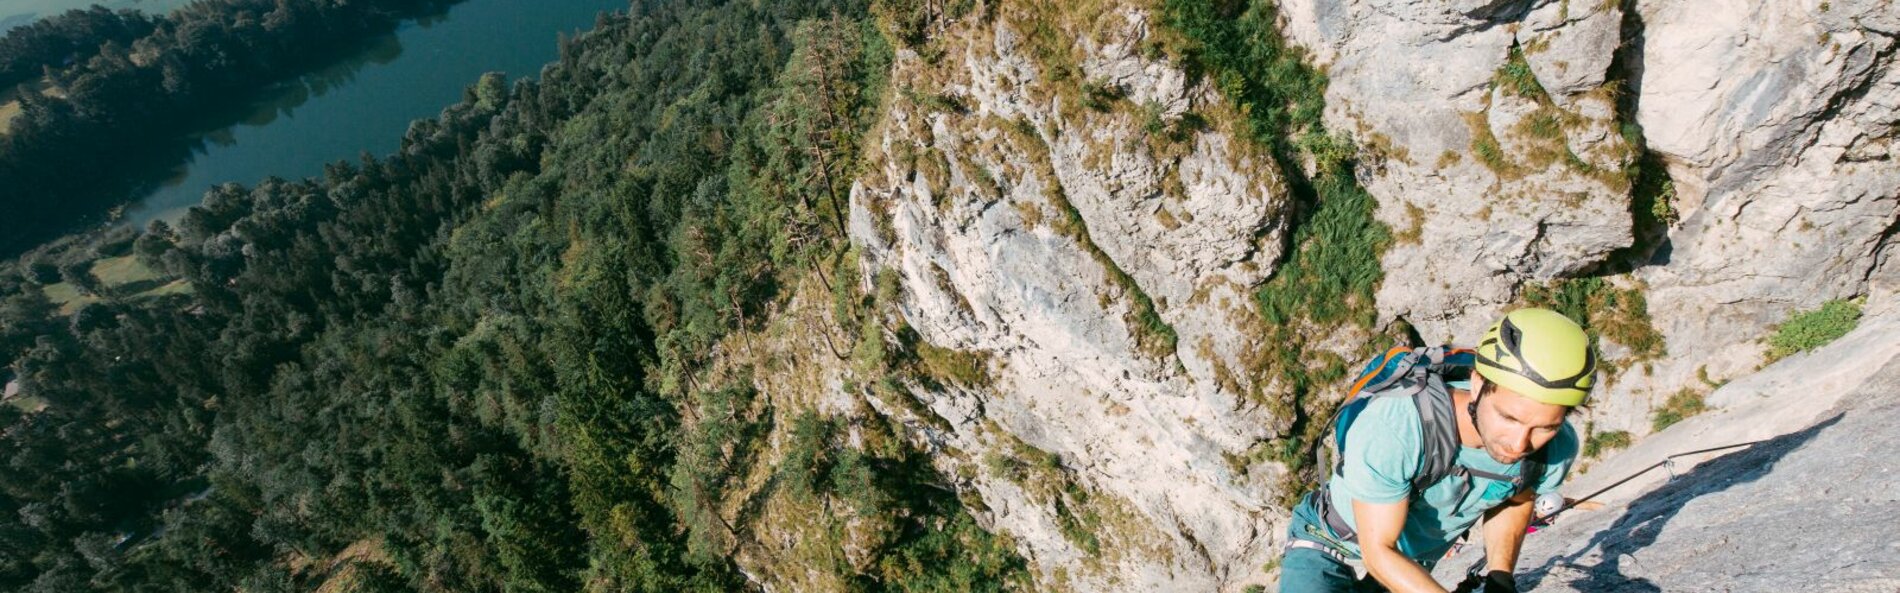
[41,256,184,313]
[91,255,162,286]
[42,282,101,314]
[0,99,19,135]
[136,279,194,298]
[6,394,48,414]
[1765,298,1863,362]
[306,538,392,593]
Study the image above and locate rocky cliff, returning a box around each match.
[771,0,1898,590]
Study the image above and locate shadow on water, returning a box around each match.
[233,22,413,130]
[1520,413,1845,592]
[0,13,35,34]
[139,32,411,198]
[0,3,445,257]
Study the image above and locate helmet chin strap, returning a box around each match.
[1466,389,1486,443]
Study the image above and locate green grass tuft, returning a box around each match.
[1765,299,1862,362]
[1650,388,1706,432]
[1584,428,1631,458]
[1496,47,1546,98]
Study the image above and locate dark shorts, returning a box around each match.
[1280,544,1388,593]
[1284,494,1406,593]
[1280,487,1461,592]
[1279,508,1386,593]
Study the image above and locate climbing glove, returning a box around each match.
[1452,570,1518,593]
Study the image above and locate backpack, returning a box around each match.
[1309,345,1547,544]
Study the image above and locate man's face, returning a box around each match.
[1474,382,1569,464]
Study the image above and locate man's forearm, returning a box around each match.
[1363,545,1450,593]
[1482,498,1534,573]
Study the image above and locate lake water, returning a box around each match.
[1,0,194,34]
[58,0,628,225]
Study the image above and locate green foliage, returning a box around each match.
[1695,365,1726,389]
[1523,109,1565,141]
[1470,122,1512,176]
[870,510,1028,592]
[1650,388,1707,432]
[1601,4,1676,269]
[1584,428,1632,458]
[1081,79,1123,112]
[913,340,995,389]
[1766,299,1863,362]
[1155,2,1330,164]
[872,0,976,49]
[777,413,1031,591]
[984,427,1101,557]
[669,381,767,566]
[471,71,508,112]
[0,2,1027,592]
[1496,47,1546,98]
[1648,177,1678,225]
[777,412,840,503]
[1053,488,1104,558]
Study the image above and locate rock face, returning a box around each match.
[832,0,1899,590]
[1278,0,1900,439]
[1278,0,1639,342]
[850,5,1293,590]
[1435,314,1900,592]
[1611,0,1900,437]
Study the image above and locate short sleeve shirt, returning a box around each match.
[1315,393,1578,560]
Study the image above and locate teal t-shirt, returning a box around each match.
[1299,393,1578,561]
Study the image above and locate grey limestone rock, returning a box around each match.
[828,0,1900,589]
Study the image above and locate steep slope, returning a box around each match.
[2,0,1893,591]
[848,4,1298,589]
[840,0,1899,589]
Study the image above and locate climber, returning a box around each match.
[1277,308,1593,593]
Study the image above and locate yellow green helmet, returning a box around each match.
[1474,308,1597,406]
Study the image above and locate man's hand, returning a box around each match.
[1451,570,1518,593]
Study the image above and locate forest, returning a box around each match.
[0,0,466,256]
[0,0,1028,591]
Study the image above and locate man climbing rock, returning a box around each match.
[1278,308,1591,593]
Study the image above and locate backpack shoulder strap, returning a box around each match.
[1407,369,1460,492]
[1348,345,1423,399]
[1405,345,1482,491]
[1515,441,1550,493]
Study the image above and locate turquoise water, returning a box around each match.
[0,0,193,33]
[106,0,624,225]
